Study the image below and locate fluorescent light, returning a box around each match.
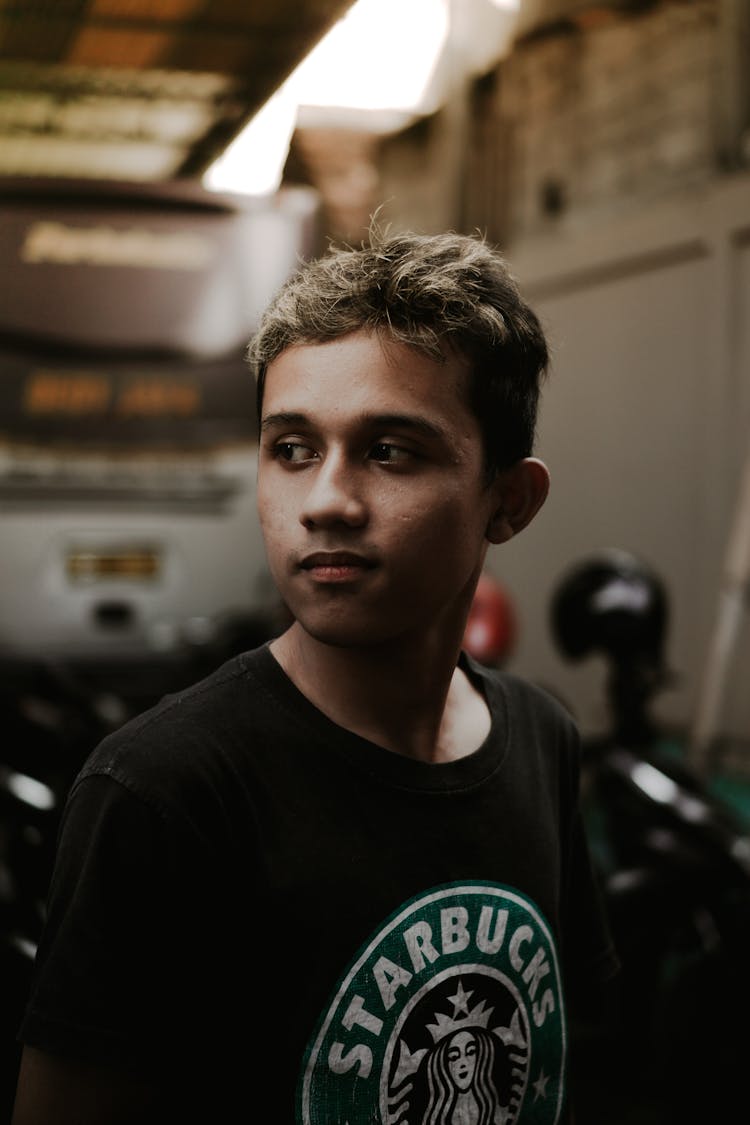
[203,84,298,196]
[203,0,449,197]
[289,0,449,113]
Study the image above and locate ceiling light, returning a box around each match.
[203,0,449,197]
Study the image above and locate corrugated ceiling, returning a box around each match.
[0,0,356,181]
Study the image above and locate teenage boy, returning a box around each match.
[12,230,619,1125]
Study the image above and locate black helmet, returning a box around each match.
[550,548,668,668]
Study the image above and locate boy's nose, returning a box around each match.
[300,456,367,529]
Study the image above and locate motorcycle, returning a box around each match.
[549,548,750,1124]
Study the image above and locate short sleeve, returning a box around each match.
[18,772,210,1073]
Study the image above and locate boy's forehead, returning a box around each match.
[262,330,472,405]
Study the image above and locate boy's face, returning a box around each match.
[256,329,506,650]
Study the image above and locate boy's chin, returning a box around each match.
[292,613,401,651]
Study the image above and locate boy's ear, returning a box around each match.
[486,458,550,544]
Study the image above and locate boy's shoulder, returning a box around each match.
[71,645,275,805]
[501,667,575,717]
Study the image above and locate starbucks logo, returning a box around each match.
[298,882,566,1124]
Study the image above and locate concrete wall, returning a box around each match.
[492,172,750,754]
[502,0,720,238]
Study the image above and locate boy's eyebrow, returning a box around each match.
[260,411,448,441]
[368,413,448,441]
[260,411,308,433]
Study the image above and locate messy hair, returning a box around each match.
[246,227,549,478]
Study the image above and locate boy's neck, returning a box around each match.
[269,623,491,764]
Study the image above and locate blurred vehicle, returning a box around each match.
[0,175,319,693]
[550,548,750,1124]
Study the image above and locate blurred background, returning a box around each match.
[1,0,748,747]
[0,0,749,1120]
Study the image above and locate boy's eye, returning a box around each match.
[369,442,413,464]
[274,441,317,463]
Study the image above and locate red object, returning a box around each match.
[463,573,517,666]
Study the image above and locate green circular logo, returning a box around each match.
[298,882,566,1124]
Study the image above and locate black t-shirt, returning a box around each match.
[19,645,618,1123]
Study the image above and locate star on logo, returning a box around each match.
[532,1068,550,1101]
[426,980,494,1044]
[447,979,474,1016]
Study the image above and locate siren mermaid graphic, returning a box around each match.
[384,974,529,1124]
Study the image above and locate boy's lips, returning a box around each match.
[298,551,377,579]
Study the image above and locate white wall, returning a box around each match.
[488,172,750,751]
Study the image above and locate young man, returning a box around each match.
[12,230,619,1124]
